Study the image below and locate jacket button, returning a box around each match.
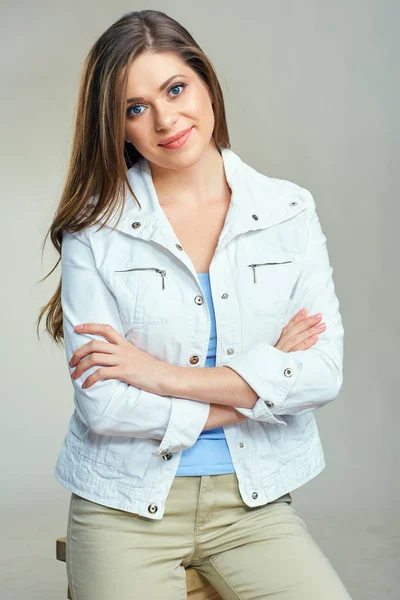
[176,244,183,250]
[265,400,274,408]
[284,367,294,377]
[221,293,228,299]
[194,295,204,305]
[148,503,158,514]
[238,442,245,448]
[289,201,298,207]
[189,355,200,365]
[131,222,141,229]
[162,452,173,461]
[252,214,259,220]
[227,348,235,355]
[252,492,258,499]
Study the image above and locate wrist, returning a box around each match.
[203,404,248,430]
[156,363,182,397]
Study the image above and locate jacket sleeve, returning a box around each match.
[61,229,210,456]
[225,188,344,426]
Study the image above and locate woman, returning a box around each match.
[38,9,351,600]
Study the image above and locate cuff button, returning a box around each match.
[284,367,294,377]
[265,401,274,408]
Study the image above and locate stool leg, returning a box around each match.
[67,584,71,599]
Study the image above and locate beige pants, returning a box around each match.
[66,473,352,599]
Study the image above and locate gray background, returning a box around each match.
[1,0,398,598]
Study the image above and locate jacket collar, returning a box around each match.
[101,148,307,252]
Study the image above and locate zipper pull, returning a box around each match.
[157,269,166,290]
[249,264,257,284]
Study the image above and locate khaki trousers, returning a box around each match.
[66,472,352,599]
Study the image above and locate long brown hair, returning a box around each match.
[36,9,230,345]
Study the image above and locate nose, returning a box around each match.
[153,101,178,131]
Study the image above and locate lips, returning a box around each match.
[158,127,193,146]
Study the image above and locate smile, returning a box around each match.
[158,126,193,149]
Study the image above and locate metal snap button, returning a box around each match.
[265,400,274,408]
[131,222,141,229]
[238,442,245,448]
[221,293,228,299]
[284,367,294,377]
[162,452,173,461]
[289,201,298,207]
[227,348,235,355]
[194,295,204,305]
[252,214,259,220]
[148,503,158,514]
[189,355,200,365]
[175,244,183,250]
[252,492,258,499]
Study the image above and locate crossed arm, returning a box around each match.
[61,229,254,455]
[69,320,256,430]
[62,193,343,455]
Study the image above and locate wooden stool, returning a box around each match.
[56,537,222,599]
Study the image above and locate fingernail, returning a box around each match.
[75,324,84,330]
[314,313,322,318]
[299,308,306,316]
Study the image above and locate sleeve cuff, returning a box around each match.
[151,398,211,457]
[225,341,302,423]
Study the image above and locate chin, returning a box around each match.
[156,143,205,170]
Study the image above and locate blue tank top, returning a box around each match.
[175,273,235,476]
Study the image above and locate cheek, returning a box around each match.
[199,98,215,131]
[184,86,214,122]
[128,124,149,153]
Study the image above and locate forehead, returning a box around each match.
[123,51,192,93]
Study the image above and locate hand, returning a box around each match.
[275,309,326,352]
[69,323,171,394]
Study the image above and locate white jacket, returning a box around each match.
[54,148,344,519]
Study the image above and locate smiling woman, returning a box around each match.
[37,8,350,600]
[122,51,216,170]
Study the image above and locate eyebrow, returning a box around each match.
[126,74,188,104]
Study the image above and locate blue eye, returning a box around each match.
[169,84,185,96]
[126,82,187,118]
[132,105,144,115]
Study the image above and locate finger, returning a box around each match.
[82,366,119,389]
[293,308,308,321]
[291,334,319,352]
[281,309,307,334]
[280,313,323,344]
[73,323,123,345]
[288,322,326,348]
[69,339,116,367]
[277,331,318,353]
[72,353,119,380]
[275,335,295,352]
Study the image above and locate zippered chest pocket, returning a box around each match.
[110,263,171,326]
[241,253,299,316]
